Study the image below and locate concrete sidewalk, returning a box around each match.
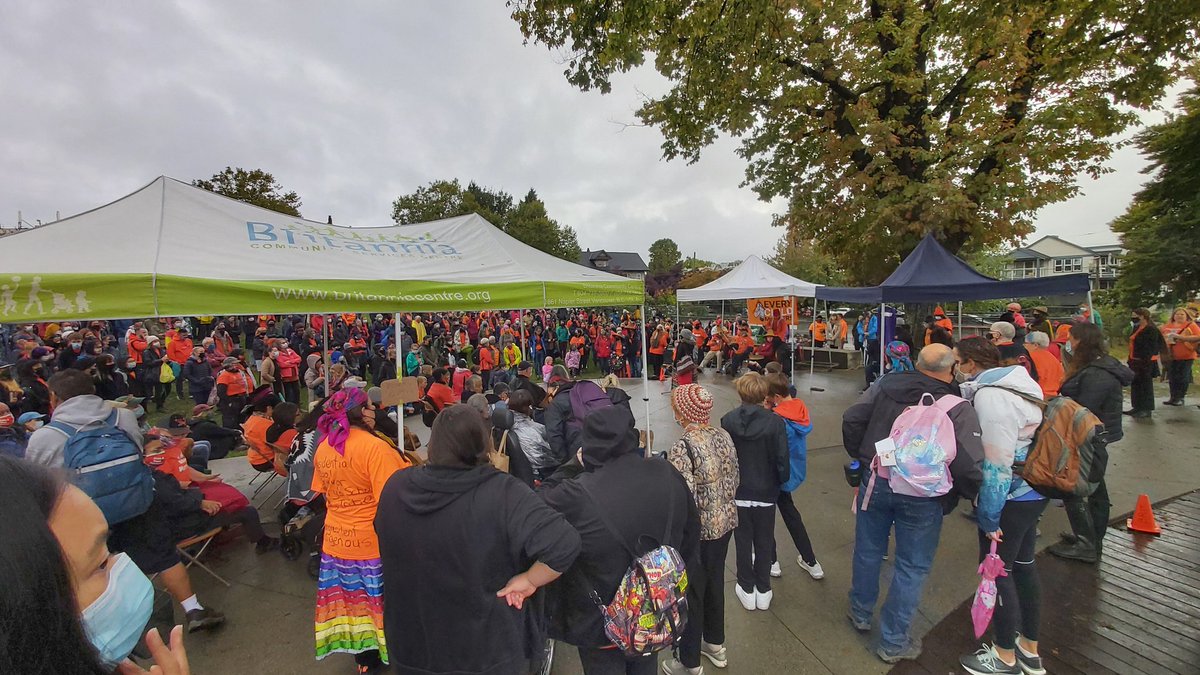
[183,370,1200,674]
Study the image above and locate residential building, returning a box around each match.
[1004,235,1123,291]
[577,249,649,280]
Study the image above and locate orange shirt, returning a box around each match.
[1163,321,1200,361]
[708,335,724,352]
[811,322,827,342]
[216,369,251,396]
[242,414,274,466]
[734,335,754,354]
[310,428,409,560]
[425,382,456,411]
[650,331,668,355]
[1028,349,1064,398]
[144,437,191,484]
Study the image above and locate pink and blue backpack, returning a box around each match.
[861,393,961,510]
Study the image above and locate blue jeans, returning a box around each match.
[187,440,211,473]
[849,468,944,653]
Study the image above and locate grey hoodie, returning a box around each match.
[25,395,143,468]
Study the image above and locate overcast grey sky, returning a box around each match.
[0,2,1178,263]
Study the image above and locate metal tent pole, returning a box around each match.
[957,301,963,341]
[640,304,652,459]
[520,309,527,362]
[807,298,815,380]
[879,302,886,379]
[1085,290,1095,323]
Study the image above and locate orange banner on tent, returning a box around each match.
[747,296,796,338]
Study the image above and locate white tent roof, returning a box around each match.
[0,177,643,320]
[676,255,820,301]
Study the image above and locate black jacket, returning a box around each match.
[544,382,631,466]
[841,371,986,504]
[539,406,699,647]
[721,404,790,503]
[181,357,214,393]
[1060,356,1134,444]
[139,346,166,383]
[512,375,547,408]
[188,419,241,460]
[1130,324,1166,364]
[152,472,214,541]
[377,465,579,675]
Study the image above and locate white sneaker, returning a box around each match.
[770,561,782,578]
[661,658,703,675]
[798,557,825,580]
[700,642,728,669]
[734,584,756,611]
[755,589,773,610]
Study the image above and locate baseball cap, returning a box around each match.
[17,412,45,425]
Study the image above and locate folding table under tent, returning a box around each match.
[0,176,657,434]
[815,234,1093,376]
[676,255,821,384]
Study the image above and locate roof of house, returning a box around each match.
[1009,235,1123,261]
[578,249,649,272]
[1009,248,1049,261]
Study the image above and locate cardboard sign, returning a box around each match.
[380,378,420,407]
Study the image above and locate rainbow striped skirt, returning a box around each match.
[314,554,388,663]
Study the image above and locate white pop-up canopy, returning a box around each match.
[676,255,820,301]
[0,177,643,321]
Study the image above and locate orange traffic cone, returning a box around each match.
[1127,494,1162,535]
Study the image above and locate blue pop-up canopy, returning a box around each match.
[815,234,1091,303]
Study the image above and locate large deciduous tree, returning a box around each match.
[193,167,302,217]
[391,180,581,262]
[511,0,1199,282]
[1113,79,1200,307]
[648,238,682,274]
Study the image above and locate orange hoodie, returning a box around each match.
[773,397,811,427]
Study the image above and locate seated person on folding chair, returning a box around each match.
[23,368,226,633]
[144,437,280,554]
[242,385,283,475]
[265,401,301,476]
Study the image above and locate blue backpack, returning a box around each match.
[49,410,154,525]
[0,428,26,458]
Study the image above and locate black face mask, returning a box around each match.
[1130,318,1140,326]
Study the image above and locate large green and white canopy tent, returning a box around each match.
[0,176,643,321]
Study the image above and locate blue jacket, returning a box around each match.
[774,399,812,492]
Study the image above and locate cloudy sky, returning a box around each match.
[0,2,1179,262]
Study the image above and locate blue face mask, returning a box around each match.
[80,552,154,667]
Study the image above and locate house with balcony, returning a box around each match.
[1003,235,1123,291]
[577,249,649,281]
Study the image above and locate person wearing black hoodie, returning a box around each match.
[720,372,789,613]
[375,405,581,675]
[540,405,700,675]
[1049,322,1134,564]
[544,373,633,467]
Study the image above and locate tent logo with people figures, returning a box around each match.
[0,275,90,317]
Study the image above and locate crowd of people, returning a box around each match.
[0,299,1196,675]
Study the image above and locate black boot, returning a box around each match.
[1048,537,1098,563]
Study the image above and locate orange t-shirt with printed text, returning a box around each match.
[310,428,410,560]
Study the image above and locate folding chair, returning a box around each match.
[176,527,230,587]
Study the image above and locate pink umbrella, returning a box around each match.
[971,540,1008,638]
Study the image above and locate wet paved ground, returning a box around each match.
[180,369,1200,675]
[893,490,1200,675]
